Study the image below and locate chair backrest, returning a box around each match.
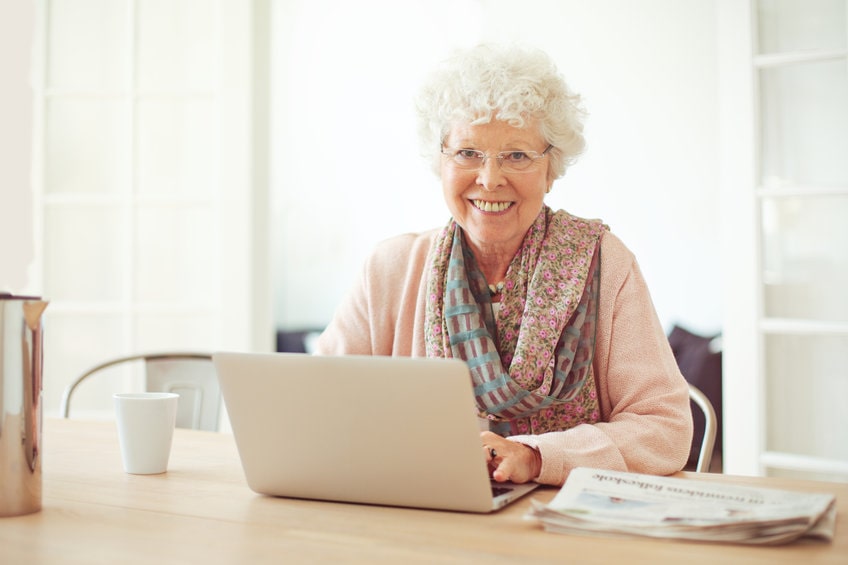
[60,352,220,431]
[688,383,717,473]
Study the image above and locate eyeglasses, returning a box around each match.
[440,145,553,173]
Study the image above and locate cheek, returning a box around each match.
[527,173,551,197]
[513,179,543,200]
[441,168,469,197]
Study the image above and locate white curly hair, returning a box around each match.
[415,43,587,180]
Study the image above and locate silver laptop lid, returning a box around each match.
[214,352,503,513]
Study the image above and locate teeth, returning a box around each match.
[473,200,512,212]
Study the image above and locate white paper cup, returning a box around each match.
[114,392,179,474]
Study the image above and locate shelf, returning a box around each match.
[756,185,848,198]
[761,451,848,479]
[46,302,220,316]
[759,318,848,335]
[42,89,218,100]
[43,193,216,207]
[754,48,848,68]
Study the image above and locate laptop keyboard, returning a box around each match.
[491,485,514,498]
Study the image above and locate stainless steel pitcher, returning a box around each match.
[0,293,48,517]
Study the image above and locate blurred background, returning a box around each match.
[2,0,846,481]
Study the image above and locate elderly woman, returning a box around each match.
[314,44,692,486]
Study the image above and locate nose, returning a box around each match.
[475,155,507,191]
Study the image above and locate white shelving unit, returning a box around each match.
[720,0,848,481]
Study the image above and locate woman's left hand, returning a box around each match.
[480,430,542,484]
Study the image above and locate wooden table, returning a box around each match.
[1,419,844,564]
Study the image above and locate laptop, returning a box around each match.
[213,352,539,513]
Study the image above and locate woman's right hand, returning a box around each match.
[480,431,542,484]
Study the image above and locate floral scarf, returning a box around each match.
[424,207,607,436]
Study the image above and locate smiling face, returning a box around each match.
[441,120,552,261]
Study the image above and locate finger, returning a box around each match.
[492,459,511,482]
[492,468,509,482]
[491,451,532,484]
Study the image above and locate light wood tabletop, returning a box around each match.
[1,418,844,564]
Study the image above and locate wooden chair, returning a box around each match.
[59,352,220,431]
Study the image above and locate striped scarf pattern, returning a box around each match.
[425,207,606,435]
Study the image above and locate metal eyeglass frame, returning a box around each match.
[440,144,553,173]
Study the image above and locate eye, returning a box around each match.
[456,149,484,161]
[501,151,530,163]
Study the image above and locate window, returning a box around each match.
[34,0,263,419]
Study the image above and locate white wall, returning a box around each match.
[271,0,721,337]
[0,1,36,294]
[5,1,722,337]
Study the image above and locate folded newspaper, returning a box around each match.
[526,467,836,545]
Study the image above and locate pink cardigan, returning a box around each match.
[314,228,693,486]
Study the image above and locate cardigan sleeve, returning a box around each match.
[508,232,694,486]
